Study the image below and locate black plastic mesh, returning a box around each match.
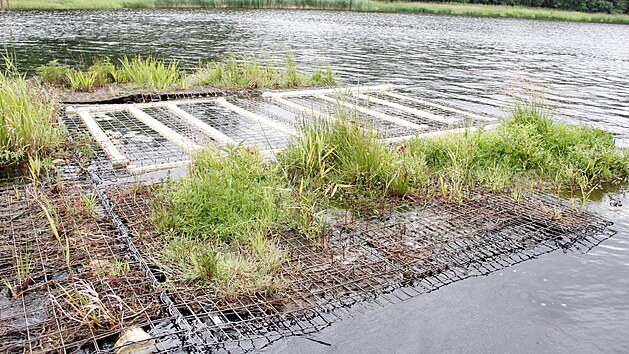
[2,90,616,353]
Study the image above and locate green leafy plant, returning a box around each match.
[36,60,71,86]
[66,69,97,92]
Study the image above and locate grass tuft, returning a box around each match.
[37,55,185,91]
[404,98,629,198]
[190,54,335,90]
[38,54,334,92]
[281,109,421,213]
[150,146,296,299]
[115,55,187,90]
[1,59,65,167]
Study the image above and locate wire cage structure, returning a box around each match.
[1,85,616,353]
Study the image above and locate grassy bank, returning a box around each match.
[9,0,629,24]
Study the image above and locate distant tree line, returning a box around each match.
[423,0,629,14]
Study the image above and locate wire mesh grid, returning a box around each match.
[322,93,457,130]
[226,97,301,129]
[140,106,219,147]
[178,102,291,151]
[102,183,614,353]
[71,110,189,169]
[279,95,421,138]
[0,183,197,354]
[62,114,149,186]
[19,90,612,352]
[370,91,491,126]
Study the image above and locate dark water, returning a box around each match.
[3,9,629,353]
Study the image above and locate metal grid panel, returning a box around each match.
[141,107,218,147]
[63,114,140,186]
[87,110,188,168]
[0,184,190,354]
[280,95,418,138]
[371,91,489,126]
[178,102,291,151]
[105,184,613,352]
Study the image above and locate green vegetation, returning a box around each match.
[37,54,334,92]
[3,246,32,298]
[147,98,627,298]
[366,1,629,22]
[282,100,629,210]
[0,60,65,167]
[430,0,629,15]
[37,55,185,91]
[149,146,318,300]
[10,0,629,24]
[281,114,412,214]
[405,100,629,202]
[115,55,186,90]
[190,54,335,90]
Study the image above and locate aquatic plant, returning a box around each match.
[66,69,98,92]
[189,54,335,89]
[280,108,421,213]
[155,146,291,241]
[0,60,65,167]
[87,58,116,86]
[404,98,629,197]
[53,278,118,330]
[150,146,296,299]
[37,53,333,92]
[36,60,71,86]
[79,192,99,216]
[3,245,32,298]
[115,55,186,90]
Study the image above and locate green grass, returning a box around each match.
[115,55,187,90]
[37,55,185,91]
[0,60,65,167]
[37,54,334,92]
[280,110,411,214]
[149,146,319,300]
[189,54,335,89]
[404,99,629,200]
[10,0,629,24]
[282,99,629,209]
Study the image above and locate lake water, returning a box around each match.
[2,9,629,353]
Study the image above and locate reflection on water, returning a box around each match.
[2,9,629,352]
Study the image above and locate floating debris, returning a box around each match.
[114,327,156,354]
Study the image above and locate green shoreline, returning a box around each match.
[8,0,629,25]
